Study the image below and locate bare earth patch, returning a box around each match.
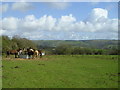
[3,57,48,61]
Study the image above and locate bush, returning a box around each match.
[54,44,72,55]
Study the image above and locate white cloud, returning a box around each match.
[2,17,18,30]
[11,2,33,12]
[47,2,70,10]
[1,8,118,40]
[0,4,9,13]
[54,14,76,31]
[38,15,57,31]
[87,8,108,23]
[59,14,76,23]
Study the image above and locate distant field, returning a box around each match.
[2,55,118,88]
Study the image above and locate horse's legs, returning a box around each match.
[41,55,42,58]
[28,55,31,59]
[6,51,10,58]
[15,54,17,58]
[32,55,34,59]
[40,53,42,58]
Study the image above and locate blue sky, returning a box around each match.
[2,2,118,19]
[0,2,118,40]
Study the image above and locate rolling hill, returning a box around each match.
[32,40,118,49]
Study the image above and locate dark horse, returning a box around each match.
[27,48,34,59]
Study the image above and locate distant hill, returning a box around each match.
[32,40,118,49]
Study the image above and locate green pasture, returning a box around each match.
[2,55,118,88]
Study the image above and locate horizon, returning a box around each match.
[3,35,118,41]
[1,35,119,41]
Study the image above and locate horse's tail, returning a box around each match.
[39,50,42,58]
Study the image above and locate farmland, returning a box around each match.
[2,55,118,88]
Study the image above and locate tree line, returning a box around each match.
[45,44,119,55]
[1,35,119,55]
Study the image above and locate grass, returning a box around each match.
[2,55,118,88]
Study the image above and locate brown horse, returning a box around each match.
[6,49,20,58]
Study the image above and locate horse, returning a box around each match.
[27,48,34,59]
[27,48,43,59]
[6,49,22,58]
[33,50,39,58]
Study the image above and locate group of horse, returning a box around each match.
[6,48,43,59]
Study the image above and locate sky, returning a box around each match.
[0,2,118,40]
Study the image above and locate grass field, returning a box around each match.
[2,55,118,88]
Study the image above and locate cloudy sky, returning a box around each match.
[0,2,118,40]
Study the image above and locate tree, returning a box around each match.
[2,35,37,54]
